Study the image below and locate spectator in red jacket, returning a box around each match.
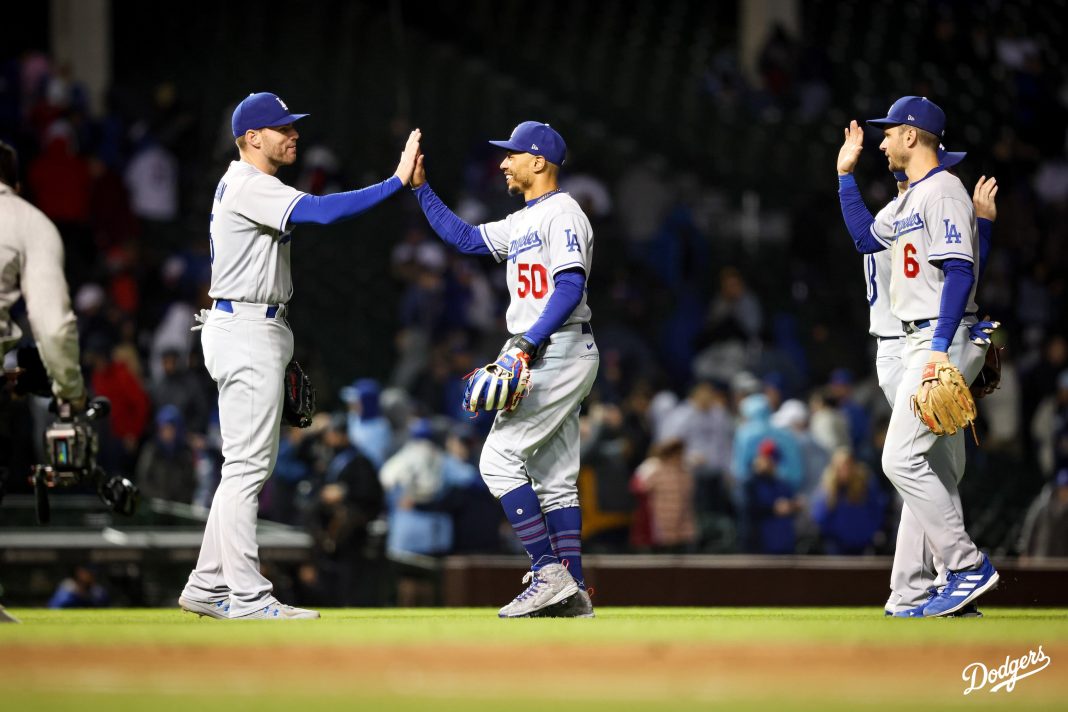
[87,338,150,470]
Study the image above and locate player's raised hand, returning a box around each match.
[837,120,864,175]
[973,176,998,221]
[394,128,422,186]
[412,153,426,188]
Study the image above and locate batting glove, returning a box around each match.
[969,319,1000,346]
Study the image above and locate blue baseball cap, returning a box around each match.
[867,96,946,138]
[231,92,309,138]
[488,121,567,166]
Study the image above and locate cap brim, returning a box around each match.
[267,112,309,128]
[488,139,529,154]
[939,150,966,169]
[865,117,899,128]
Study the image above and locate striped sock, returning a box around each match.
[546,506,584,589]
[500,485,557,570]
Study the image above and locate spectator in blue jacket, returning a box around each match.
[744,438,801,554]
[732,393,804,489]
[340,378,393,469]
[810,448,887,555]
[48,565,110,608]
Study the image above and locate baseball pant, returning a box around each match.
[182,302,292,617]
[880,318,988,586]
[877,336,963,611]
[480,327,599,512]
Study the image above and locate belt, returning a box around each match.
[901,313,976,335]
[878,336,904,342]
[549,322,593,342]
[214,299,285,318]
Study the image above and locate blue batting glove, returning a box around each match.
[969,320,1000,345]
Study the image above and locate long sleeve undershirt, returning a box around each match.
[524,269,586,346]
[837,173,885,253]
[412,183,490,255]
[289,176,403,225]
[932,258,974,352]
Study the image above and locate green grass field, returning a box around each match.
[3,607,1067,711]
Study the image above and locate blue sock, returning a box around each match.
[545,506,585,589]
[500,485,557,570]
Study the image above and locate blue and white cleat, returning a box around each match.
[922,554,999,618]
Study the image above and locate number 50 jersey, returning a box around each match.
[869,169,978,322]
[479,192,594,335]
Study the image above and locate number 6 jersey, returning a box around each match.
[869,168,978,322]
[478,191,594,334]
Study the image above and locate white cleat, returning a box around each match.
[179,595,230,620]
[531,588,595,618]
[498,563,579,618]
[232,602,321,620]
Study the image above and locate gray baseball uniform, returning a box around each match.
[868,227,957,612]
[477,192,598,510]
[181,160,304,617]
[869,168,987,576]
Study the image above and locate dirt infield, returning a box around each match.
[4,641,1065,706]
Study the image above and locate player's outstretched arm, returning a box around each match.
[836,120,885,254]
[410,153,491,255]
[836,120,864,176]
[289,130,422,226]
[973,176,997,280]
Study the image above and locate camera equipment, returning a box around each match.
[31,397,139,524]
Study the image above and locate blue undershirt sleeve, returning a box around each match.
[412,183,491,255]
[931,258,974,352]
[838,174,887,254]
[523,269,586,347]
[977,217,993,282]
[289,176,403,225]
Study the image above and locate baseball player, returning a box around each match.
[855,149,999,617]
[410,121,598,618]
[835,96,998,617]
[178,92,421,620]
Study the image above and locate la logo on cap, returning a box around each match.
[531,143,539,150]
[276,97,289,111]
[907,114,915,120]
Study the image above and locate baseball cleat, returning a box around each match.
[0,605,20,623]
[952,603,983,618]
[922,554,999,618]
[529,587,595,618]
[231,602,320,620]
[179,595,230,620]
[498,563,578,618]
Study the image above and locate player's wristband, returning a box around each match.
[513,335,537,356]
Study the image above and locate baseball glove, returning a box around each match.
[282,360,315,428]
[970,345,1003,399]
[910,361,977,436]
[463,350,532,414]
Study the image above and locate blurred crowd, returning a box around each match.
[3,1,1068,610]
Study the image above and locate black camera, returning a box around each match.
[31,397,140,524]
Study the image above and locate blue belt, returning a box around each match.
[215,299,281,318]
[901,313,976,335]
